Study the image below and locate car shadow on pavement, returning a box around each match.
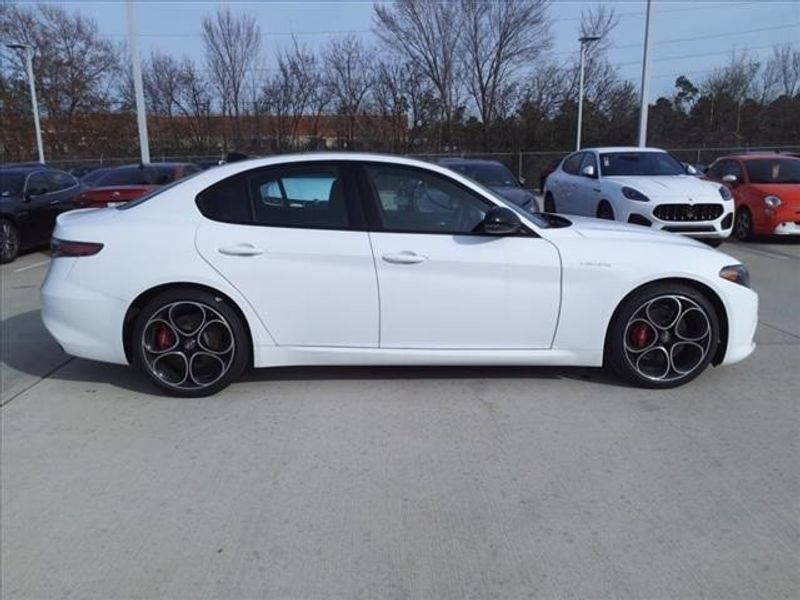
[2,309,627,398]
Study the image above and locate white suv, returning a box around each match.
[543,146,734,245]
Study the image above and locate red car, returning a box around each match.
[705,154,800,240]
[74,163,201,208]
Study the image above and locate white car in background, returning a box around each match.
[41,153,756,397]
[544,147,734,246]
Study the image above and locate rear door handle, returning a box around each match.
[218,243,265,257]
[382,251,428,265]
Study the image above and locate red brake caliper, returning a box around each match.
[629,323,651,349]
[156,325,174,350]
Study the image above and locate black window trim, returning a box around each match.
[195,160,368,231]
[356,161,536,238]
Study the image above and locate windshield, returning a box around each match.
[745,159,800,184]
[449,163,518,187]
[0,172,26,196]
[600,152,686,176]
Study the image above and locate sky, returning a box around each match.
[52,0,800,101]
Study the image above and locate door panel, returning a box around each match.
[196,222,379,347]
[370,232,561,349]
[194,163,378,348]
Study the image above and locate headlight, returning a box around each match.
[718,186,732,201]
[764,195,781,208]
[622,187,650,202]
[719,264,750,288]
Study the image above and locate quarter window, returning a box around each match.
[562,153,584,175]
[46,170,78,191]
[365,165,490,234]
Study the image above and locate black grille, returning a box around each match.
[662,225,716,233]
[654,204,723,222]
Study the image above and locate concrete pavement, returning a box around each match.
[1,240,798,599]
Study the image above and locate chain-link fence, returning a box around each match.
[30,145,800,191]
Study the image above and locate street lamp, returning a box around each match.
[576,34,601,151]
[6,43,45,163]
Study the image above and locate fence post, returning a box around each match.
[518,151,523,182]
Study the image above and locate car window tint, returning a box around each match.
[720,160,743,179]
[1,172,26,196]
[96,167,150,186]
[706,161,723,180]
[46,170,78,191]
[579,152,597,173]
[365,165,490,234]
[26,172,49,195]
[196,174,252,224]
[249,166,349,229]
[562,153,583,175]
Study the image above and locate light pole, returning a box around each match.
[126,0,150,164]
[6,43,45,163]
[637,0,654,147]
[577,34,601,151]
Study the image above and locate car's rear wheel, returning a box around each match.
[544,192,556,213]
[597,201,615,220]
[132,288,250,397]
[606,283,720,388]
[0,219,20,264]
[733,207,753,241]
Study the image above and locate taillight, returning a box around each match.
[51,238,104,258]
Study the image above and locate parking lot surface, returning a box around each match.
[2,241,799,599]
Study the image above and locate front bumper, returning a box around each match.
[772,221,800,235]
[626,200,734,239]
[719,281,758,366]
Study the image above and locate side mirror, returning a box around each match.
[581,164,596,178]
[479,206,523,235]
[722,174,738,184]
[517,176,526,186]
[685,164,698,175]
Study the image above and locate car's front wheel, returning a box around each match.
[131,288,250,397]
[734,207,753,241]
[606,283,720,388]
[597,201,615,220]
[543,192,556,213]
[0,219,20,264]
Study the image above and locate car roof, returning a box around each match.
[0,164,52,174]
[577,146,668,154]
[715,153,800,161]
[437,158,506,166]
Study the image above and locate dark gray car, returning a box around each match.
[437,158,538,212]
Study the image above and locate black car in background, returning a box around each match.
[437,158,538,211]
[0,165,84,263]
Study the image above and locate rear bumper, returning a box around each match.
[41,259,129,365]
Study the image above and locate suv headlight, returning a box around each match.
[622,187,650,202]
[718,186,732,201]
[719,264,750,288]
[764,195,782,208]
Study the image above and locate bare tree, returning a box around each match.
[373,0,463,149]
[324,36,374,146]
[459,0,551,148]
[767,44,800,98]
[202,7,261,148]
[0,3,120,156]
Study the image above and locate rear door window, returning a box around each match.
[561,153,584,175]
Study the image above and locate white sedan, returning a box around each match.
[41,153,757,396]
[544,147,735,245]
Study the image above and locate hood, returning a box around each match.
[488,185,535,207]
[566,215,708,248]
[745,183,800,204]
[604,175,722,201]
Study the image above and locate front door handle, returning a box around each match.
[218,243,265,257]
[382,251,428,265]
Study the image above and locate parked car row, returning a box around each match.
[541,147,799,245]
[0,162,201,263]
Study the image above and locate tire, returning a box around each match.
[733,207,753,241]
[606,282,720,389]
[597,202,615,220]
[544,192,556,213]
[0,219,20,264]
[131,288,251,397]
